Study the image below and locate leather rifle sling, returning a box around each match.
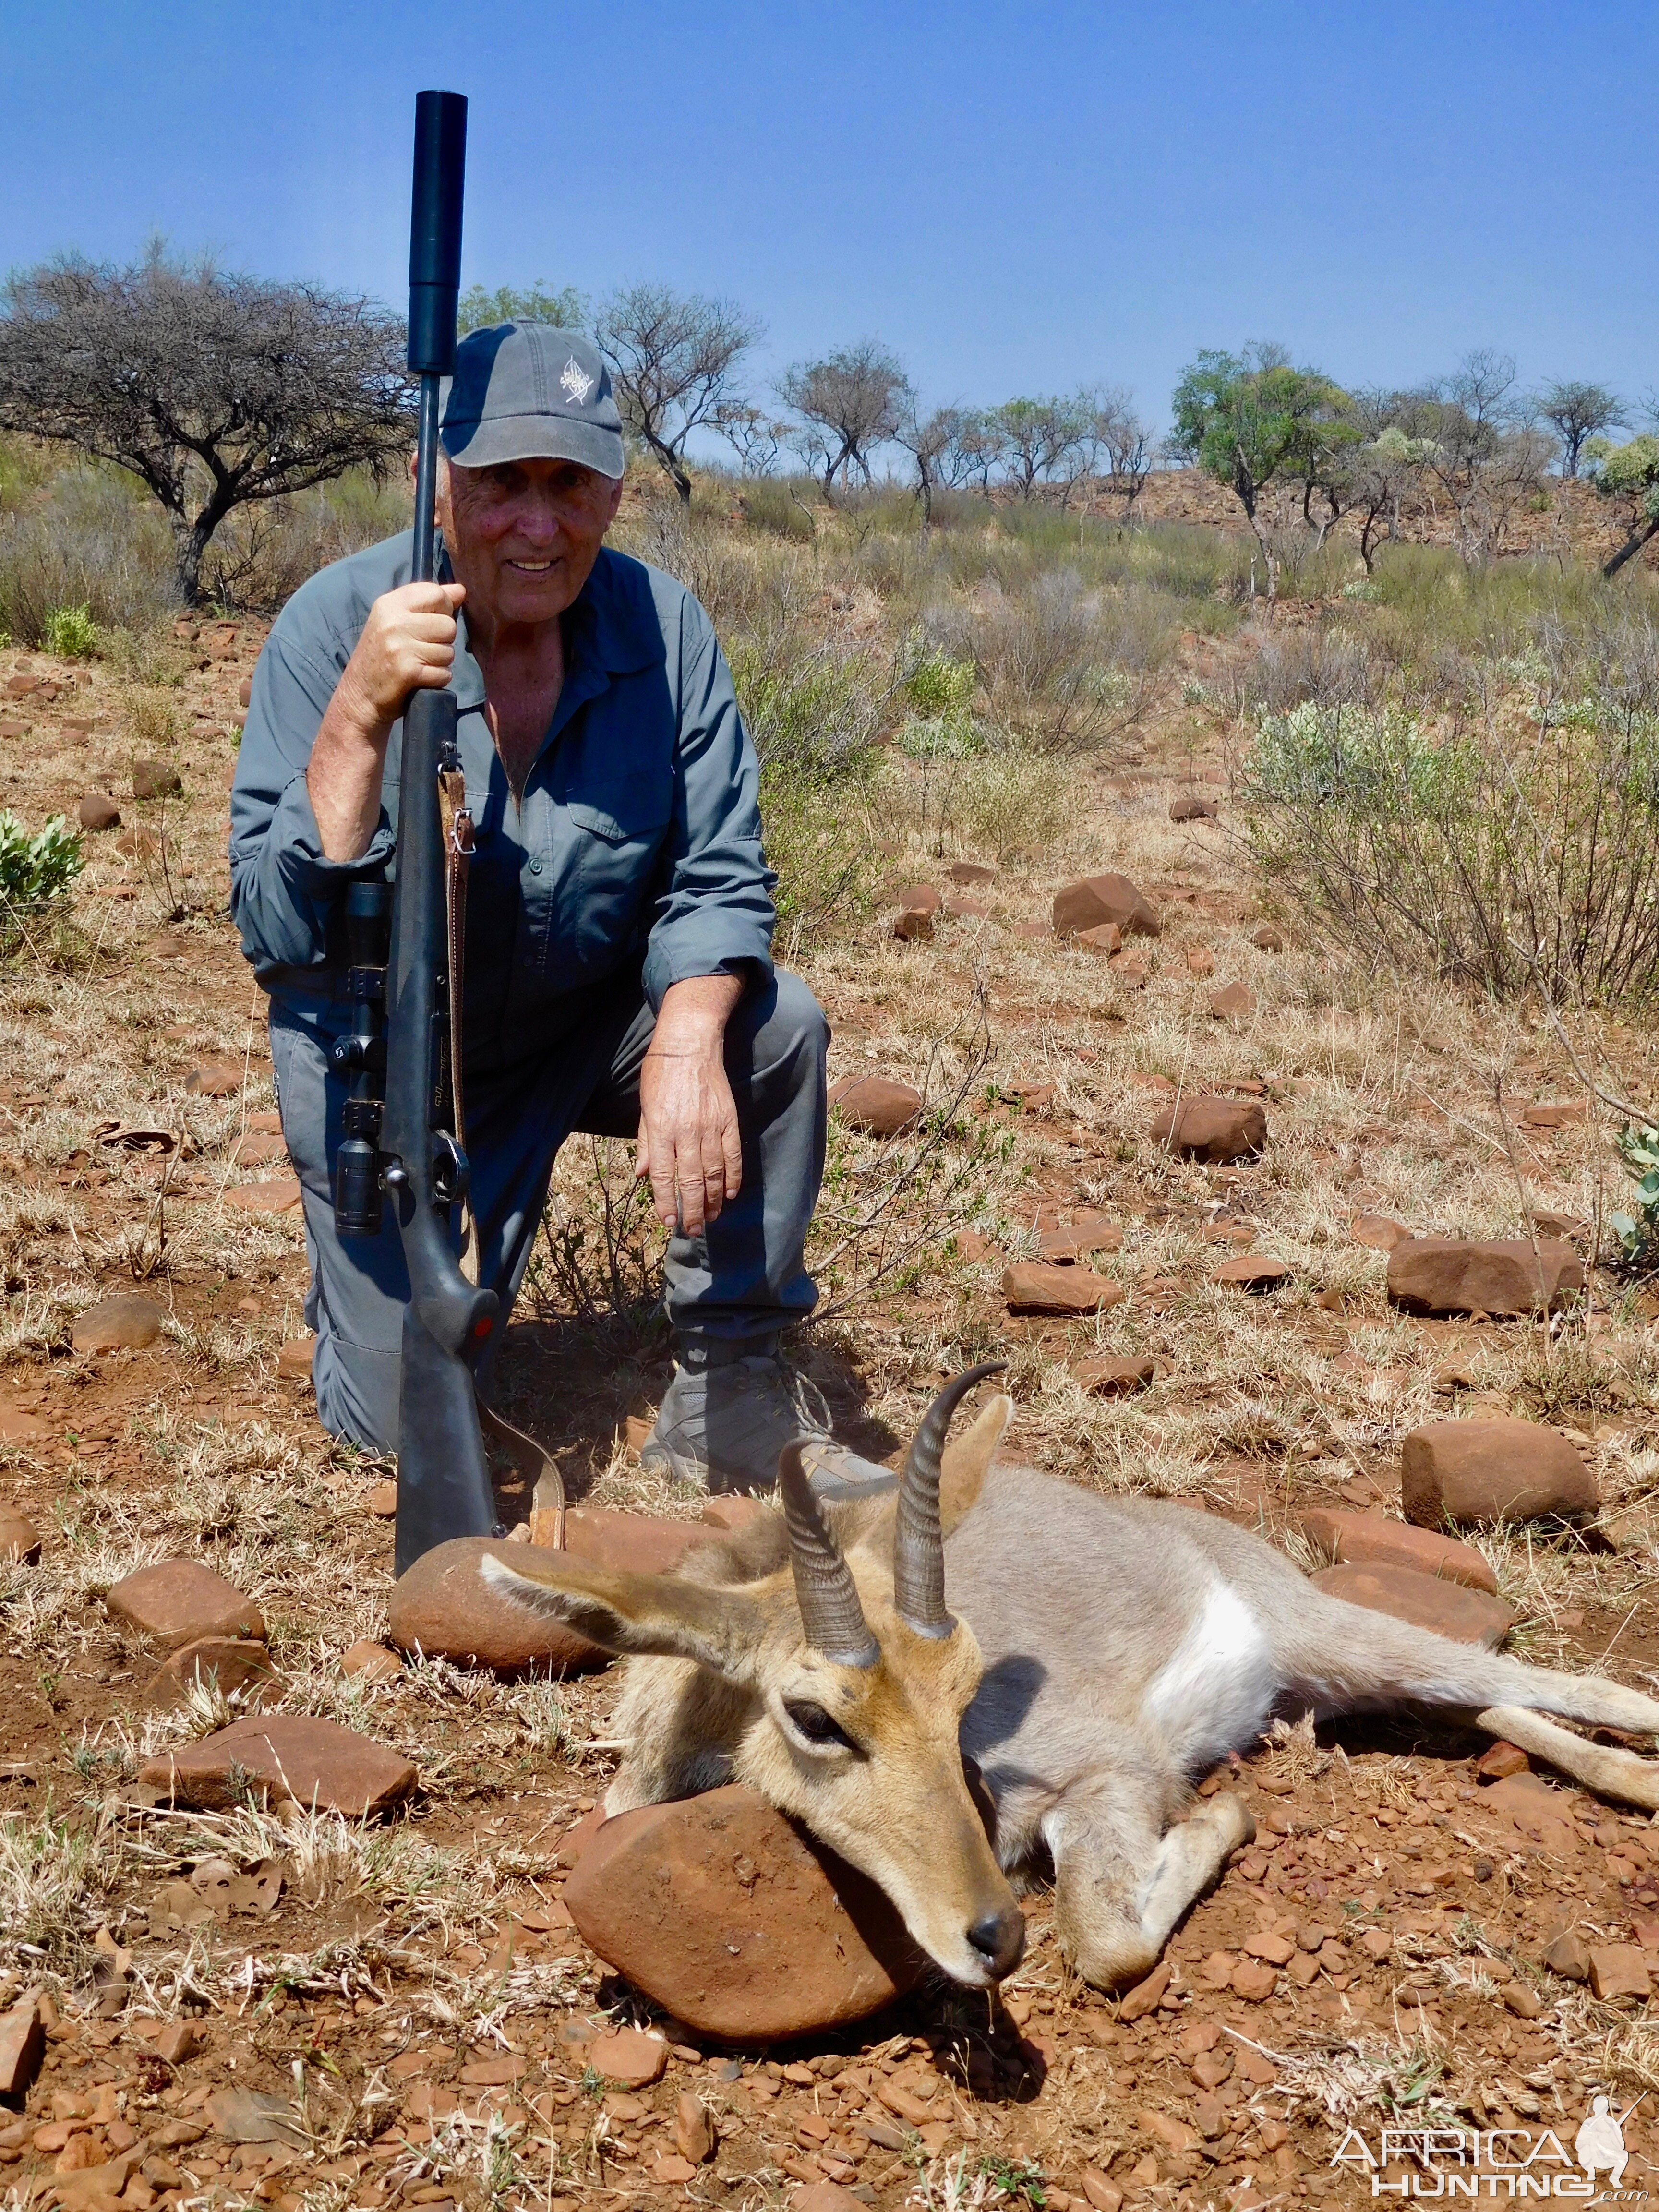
[437,766,480,1286]
[478,1400,567,1551]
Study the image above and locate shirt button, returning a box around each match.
[528,857,543,875]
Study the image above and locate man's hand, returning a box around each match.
[307,582,466,861]
[637,975,745,1235]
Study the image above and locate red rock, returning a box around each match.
[145,1638,278,1707]
[1072,1356,1155,1397]
[674,2092,714,2164]
[1588,1945,1652,2001]
[942,894,989,919]
[1311,1563,1515,1647]
[828,1075,923,1137]
[1211,1255,1288,1291]
[1486,1774,1578,1854]
[1474,1740,1530,1779]
[1186,946,1215,975]
[892,882,940,914]
[1399,1419,1597,1527]
[105,1561,265,1651]
[226,1178,303,1213]
[1053,872,1161,940]
[139,1715,415,1818]
[132,759,182,800]
[561,1784,924,2040]
[72,1295,165,1352]
[701,1495,768,1534]
[949,861,996,885]
[1003,1262,1125,1315]
[1386,1237,1583,1318]
[366,1479,397,1516]
[653,2153,698,2184]
[793,2188,871,2212]
[1108,954,1149,987]
[245,1110,283,1134]
[1072,923,1122,956]
[1298,1508,1498,1593]
[231,1133,286,1166]
[184,1062,243,1098]
[1230,1960,1278,2001]
[1521,1103,1584,1129]
[238,675,252,710]
[153,2020,197,2066]
[1351,1214,1409,1252]
[1080,2173,1123,2212]
[1542,1928,1591,1980]
[1243,1931,1296,1965]
[1115,1961,1170,2019]
[0,1511,40,1563]
[0,1990,44,2099]
[1208,982,1255,1020]
[1251,924,1284,952]
[341,1639,402,1683]
[276,1338,313,1383]
[1170,795,1217,822]
[1151,1096,1266,1163]
[77,793,121,833]
[1138,2108,1202,2156]
[892,907,934,943]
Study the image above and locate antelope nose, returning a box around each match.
[967,1905,1025,1980]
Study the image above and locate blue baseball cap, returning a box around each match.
[439,323,625,479]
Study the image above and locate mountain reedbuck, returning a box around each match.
[484,1365,1659,1993]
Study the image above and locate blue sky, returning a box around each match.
[4,0,1654,435]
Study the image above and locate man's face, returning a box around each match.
[433,453,624,633]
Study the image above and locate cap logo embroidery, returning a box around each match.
[559,356,595,406]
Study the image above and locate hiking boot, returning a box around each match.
[641,1342,896,1500]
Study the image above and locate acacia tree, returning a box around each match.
[1416,353,1552,563]
[1536,379,1623,478]
[458,279,585,334]
[1169,345,1351,600]
[1589,434,1659,576]
[986,394,1094,502]
[593,283,760,506]
[892,396,981,525]
[1090,387,1153,519]
[0,247,409,606]
[778,341,906,500]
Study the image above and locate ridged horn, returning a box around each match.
[893,1362,1008,1637]
[777,1442,879,1667]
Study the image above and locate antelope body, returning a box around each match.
[485,1368,1659,1993]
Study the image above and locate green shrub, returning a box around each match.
[1611,1123,1659,1262]
[0,813,85,926]
[901,645,976,718]
[44,603,98,658]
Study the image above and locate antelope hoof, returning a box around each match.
[1207,1792,1256,1856]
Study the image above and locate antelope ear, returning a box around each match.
[940,1393,1012,1533]
[479,1551,763,1680]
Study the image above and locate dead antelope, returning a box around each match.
[484,1364,1659,1994]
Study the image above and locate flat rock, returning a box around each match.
[1350,1214,1409,1251]
[892,906,934,943]
[145,1637,278,1709]
[1588,1945,1652,2002]
[341,1639,402,1683]
[1399,1418,1598,1527]
[0,1510,41,1563]
[1251,924,1284,951]
[562,1783,925,2040]
[105,1561,264,1651]
[203,2086,303,2144]
[132,759,182,800]
[1071,922,1121,955]
[1386,1237,1583,1318]
[1170,795,1218,821]
[184,1062,242,1097]
[1003,1261,1124,1315]
[1474,1739,1530,1779]
[589,2029,669,2087]
[1211,1255,1288,1291]
[139,1715,415,1818]
[1298,1508,1497,1593]
[276,1339,313,1382]
[949,860,996,885]
[1486,1774,1579,1855]
[0,1406,49,1445]
[1053,872,1160,939]
[1521,1103,1584,1129]
[231,1132,286,1166]
[1152,1096,1266,1163]
[0,1988,44,2098]
[1072,1355,1155,1397]
[77,793,120,832]
[225,1178,303,1213]
[1542,1927,1591,1980]
[890,881,940,914]
[71,1294,165,1353]
[1208,982,1255,1019]
[828,1075,923,1137]
[1311,1562,1515,1647]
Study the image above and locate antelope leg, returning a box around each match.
[1475,1705,1659,1813]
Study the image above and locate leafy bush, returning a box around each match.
[0,813,84,924]
[44,603,97,657]
[902,644,976,717]
[0,464,177,642]
[1611,1124,1659,1262]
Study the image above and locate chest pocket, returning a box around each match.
[563,777,674,964]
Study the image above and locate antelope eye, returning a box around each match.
[783,1699,854,1749]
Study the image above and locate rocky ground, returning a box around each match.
[1,590,1658,2212]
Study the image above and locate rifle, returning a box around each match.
[331,90,501,1573]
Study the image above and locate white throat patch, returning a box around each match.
[560,356,595,406]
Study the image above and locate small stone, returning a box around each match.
[1230,1959,1278,2000]
[1521,1103,1584,1129]
[238,675,253,710]
[1053,872,1161,940]
[77,793,121,832]
[1587,1945,1652,2002]
[132,759,183,801]
[793,2188,870,2212]
[1211,1255,1289,1292]
[1116,1960,1171,2020]
[673,2092,714,2164]
[1081,2174,1123,2212]
[1351,1214,1410,1252]
[1542,1928,1592,1981]
[366,1480,397,1516]
[276,1339,313,1383]
[892,906,934,943]
[562,1784,924,2040]
[949,860,997,885]
[106,1562,265,1651]
[1503,1982,1544,2019]
[153,2021,197,2067]
[1137,2108,1202,2156]
[1251,925,1284,952]
[1399,1418,1598,1527]
[1186,946,1215,976]
[892,881,941,914]
[225,1178,303,1213]
[184,1062,243,1098]
[1002,1261,1125,1315]
[203,2086,302,2144]
[0,1990,44,2099]
[653,2153,698,2184]
[1486,1774,1579,1855]
[0,1511,41,1563]
[230,1133,285,1166]
[1475,1741,1530,1780]
[145,1638,278,1708]
[1108,953,1149,987]
[1151,1096,1267,1163]
[1072,1355,1155,1397]
[1072,922,1122,956]
[1170,796,1218,822]
[245,1110,283,1133]
[1244,1931,1297,1965]
[139,1715,416,1818]
[1387,1237,1583,1318]
[589,2029,668,2087]
[341,1639,402,1683]
[1298,1508,1498,1593]
[1208,982,1255,1020]
[828,1075,923,1137]
[72,1295,165,1353]
[1310,1563,1515,1647]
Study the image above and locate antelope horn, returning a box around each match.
[777,1443,879,1667]
[893,1362,1008,1637]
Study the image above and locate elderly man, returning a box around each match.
[229,323,887,1496]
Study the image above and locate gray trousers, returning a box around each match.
[269,969,829,1452]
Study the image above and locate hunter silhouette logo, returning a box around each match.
[1329,2091,1649,2197]
[559,355,594,405]
[1575,2096,1634,2190]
